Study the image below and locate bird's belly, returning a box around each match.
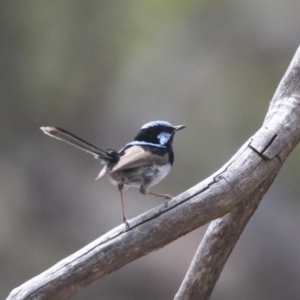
[109,163,171,189]
[148,163,171,187]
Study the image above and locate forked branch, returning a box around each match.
[7,46,300,300]
[175,45,300,299]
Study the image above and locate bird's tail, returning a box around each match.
[40,127,119,164]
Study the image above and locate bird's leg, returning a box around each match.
[118,183,129,227]
[140,186,172,201]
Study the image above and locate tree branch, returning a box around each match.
[7,46,300,300]
[174,45,300,300]
[174,175,277,300]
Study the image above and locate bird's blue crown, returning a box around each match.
[141,120,173,129]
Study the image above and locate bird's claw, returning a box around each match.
[123,219,130,229]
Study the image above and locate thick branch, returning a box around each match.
[174,46,300,299]
[7,46,300,300]
[174,175,277,300]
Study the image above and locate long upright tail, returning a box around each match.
[40,127,118,163]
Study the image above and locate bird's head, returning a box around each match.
[131,121,186,147]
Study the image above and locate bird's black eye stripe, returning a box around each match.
[134,125,175,145]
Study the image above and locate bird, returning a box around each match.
[40,121,185,224]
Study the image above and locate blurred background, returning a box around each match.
[1,1,300,299]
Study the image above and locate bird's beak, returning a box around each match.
[174,125,186,131]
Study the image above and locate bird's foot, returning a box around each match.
[123,219,130,229]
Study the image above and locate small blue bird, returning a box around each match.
[41,121,185,223]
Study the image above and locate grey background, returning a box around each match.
[1,1,300,299]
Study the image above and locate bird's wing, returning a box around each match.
[110,145,168,173]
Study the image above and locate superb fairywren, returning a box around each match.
[40,121,185,224]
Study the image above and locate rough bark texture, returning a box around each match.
[174,45,300,300]
[174,176,277,300]
[7,46,300,300]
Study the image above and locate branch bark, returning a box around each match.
[174,45,300,300]
[7,46,300,300]
[174,175,277,300]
